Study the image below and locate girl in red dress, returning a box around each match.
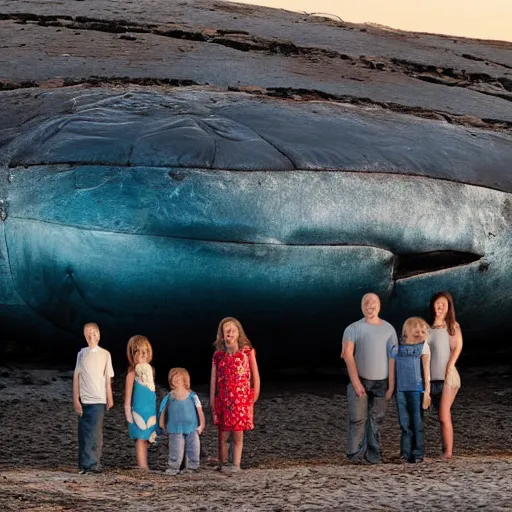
[209,317,260,471]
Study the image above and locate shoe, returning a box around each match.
[79,466,102,475]
[348,456,368,465]
[180,468,199,474]
[165,468,180,476]
[399,454,416,464]
[222,464,241,473]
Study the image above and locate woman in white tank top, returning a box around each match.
[428,291,463,459]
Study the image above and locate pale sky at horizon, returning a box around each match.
[230,0,511,42]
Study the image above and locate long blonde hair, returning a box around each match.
[126,335,153,371]
[214,317,253,351]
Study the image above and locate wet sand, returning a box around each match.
[0,365,511,511]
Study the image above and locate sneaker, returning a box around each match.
[348,456,368,465]
[165,468,180,476]
[180,468,199,474]
[222,464,241,473]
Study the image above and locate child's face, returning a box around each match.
[171,374,185,390]
[133,346,149,365]
[434,297,449,320]
[405,324,428,343]
[223,321,240,349]
[84,327,100,347]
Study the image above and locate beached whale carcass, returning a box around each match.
[0,89,511,362]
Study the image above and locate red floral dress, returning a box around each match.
[213,347,255,432]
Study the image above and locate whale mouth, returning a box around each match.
[6,164,488,287]
[394,250,482,280]
[2,216,488,339]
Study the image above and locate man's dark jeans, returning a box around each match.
[78,404,105,471]
[347,378,388,463]
[396,391,424,462]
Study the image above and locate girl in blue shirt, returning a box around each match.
[158,367,206,474]
[387,317,431,463]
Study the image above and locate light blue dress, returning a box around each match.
[129,378,157,441]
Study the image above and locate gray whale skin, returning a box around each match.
[1,89,511,363]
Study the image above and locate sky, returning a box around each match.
[230,0,512,42]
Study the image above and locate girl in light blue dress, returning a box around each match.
[124,335,157,470]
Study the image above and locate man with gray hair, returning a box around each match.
[341,293,398,463]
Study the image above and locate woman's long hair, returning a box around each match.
[430,291,457,336]
[214,317,253,351]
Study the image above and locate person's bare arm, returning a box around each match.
[106,377,114,410]
[421,353,431,409]
[159,401,167,430]
[124,371,135,423]
[249,349,261,403]
[385,358,395,400]
[197,406,206,434]
[209,361,217,420]
[342,341,365,396]
[73,371,83,416]
[447,323,463,373]
[422,353,431,395]
[105,353,114,410]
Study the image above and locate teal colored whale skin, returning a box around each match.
[1,90,511,364]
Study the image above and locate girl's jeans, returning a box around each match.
[78,404,105,471]
[347,378,388,463]
[168,431,200,473]
[396,391,424,462]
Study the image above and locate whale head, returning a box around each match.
[1,89,511,362]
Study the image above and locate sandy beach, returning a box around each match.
[0,364,511,511]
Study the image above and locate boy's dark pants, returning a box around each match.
[396,391,424,462]
[78,404,105,471]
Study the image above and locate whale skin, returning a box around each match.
[0,89,511,364]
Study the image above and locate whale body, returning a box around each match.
[1,89,511,364]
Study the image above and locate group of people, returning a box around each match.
[72,290,462,474]
[72,317,260,474]
[341,291,462,464]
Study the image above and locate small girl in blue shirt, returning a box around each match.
[387,317,431,463]
[158,367,206,474]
